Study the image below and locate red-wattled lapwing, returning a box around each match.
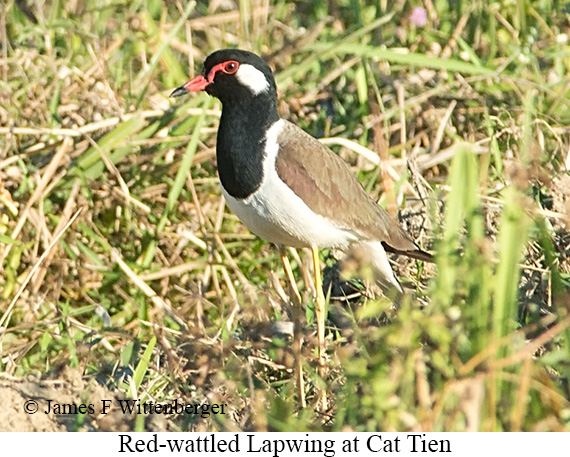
[171,49,431,409]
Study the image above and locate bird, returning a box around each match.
[171,49,431,408]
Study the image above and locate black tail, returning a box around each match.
[382,242,434,263]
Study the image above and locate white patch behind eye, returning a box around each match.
[235,64,270,95]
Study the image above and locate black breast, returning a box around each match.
[216,99,279,199]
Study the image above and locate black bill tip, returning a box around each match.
[170,86,188,98]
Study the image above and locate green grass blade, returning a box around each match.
[309,43,494,75]
[133,336,157,392]
[493,188,530,348]
[74,115,146,173]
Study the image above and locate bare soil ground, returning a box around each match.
[0,369,145,431]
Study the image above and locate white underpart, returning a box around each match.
[222,120,356,249]
[235,64,270,95]
[353,241,402,293]
[221,119,402,293]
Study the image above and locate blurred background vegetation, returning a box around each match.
[0,0,569,431]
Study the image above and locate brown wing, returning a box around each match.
[275,121,430,259]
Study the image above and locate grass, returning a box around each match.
[1,0,569,431]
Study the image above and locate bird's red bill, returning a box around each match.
[170,74,209,97]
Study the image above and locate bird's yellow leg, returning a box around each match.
[311,245,328,412]
[279,247,306,408]
[280,247,302,304]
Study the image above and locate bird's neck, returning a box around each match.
[216,94,279,199]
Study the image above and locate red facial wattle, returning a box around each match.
[206,60,239,82]
[170,60,240,97]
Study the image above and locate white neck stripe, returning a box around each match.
[235,64,270,95]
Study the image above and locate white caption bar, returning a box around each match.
[3,432,568,456]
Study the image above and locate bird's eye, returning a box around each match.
[223,61,239,74]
